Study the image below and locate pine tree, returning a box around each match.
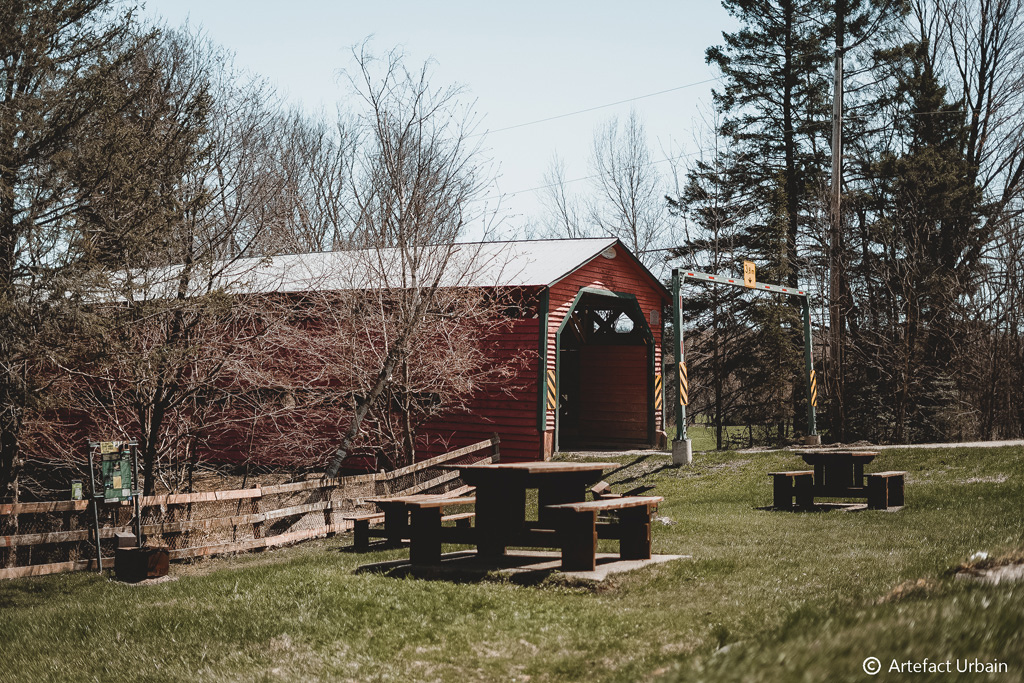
[707,0,829,284]
[704,0,830,439]
[853,41,983,441]
[668,144,753,448]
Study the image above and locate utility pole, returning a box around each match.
[828,0,847,442]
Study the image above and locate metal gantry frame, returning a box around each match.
[671,268,818,447]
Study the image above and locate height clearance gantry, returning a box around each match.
[670,262,820,464]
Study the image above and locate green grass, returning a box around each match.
[667,423,751,451]
[1,447,1021,682]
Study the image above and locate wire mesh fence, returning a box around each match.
[0,435,499,579]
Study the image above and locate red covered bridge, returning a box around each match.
[54,238,670,469]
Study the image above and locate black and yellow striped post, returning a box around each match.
[801,297,819,442]
[654,373,663,414]
[679,362,689,407]
[546,368,557,411]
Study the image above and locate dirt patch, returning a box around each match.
[878,577,939,604]
[954,550,1024,585]
[962,474,1010,484]
[962,564,1024,585]
[114,574,178,587]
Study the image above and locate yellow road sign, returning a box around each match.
[743,260,756,288]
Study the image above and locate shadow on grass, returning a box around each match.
[606,452,656,475]
[609,461,681,491]
[751,502,874,513]
[353,550,633,590]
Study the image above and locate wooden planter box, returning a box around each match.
[114,547,169,582]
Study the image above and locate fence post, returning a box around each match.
[251,489,264,540]
[322,480,335,537]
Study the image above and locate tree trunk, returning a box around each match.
[401,358,416,466]
[325,349,404,478]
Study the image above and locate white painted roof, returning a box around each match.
[129,238,626,297]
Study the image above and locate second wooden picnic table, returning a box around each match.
[798,450,879,498]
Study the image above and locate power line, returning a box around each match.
[469,77,722,138]
[473,150,701,205]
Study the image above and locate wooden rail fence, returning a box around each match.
[0,435,499,580]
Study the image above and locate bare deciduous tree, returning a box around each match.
[56,27,299,495]
[0,0,157,505]
[323,45,500,475]
[539,110,672,273]
[589,110,671,265]
[540,153,586,239]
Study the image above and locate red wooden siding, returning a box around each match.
[419,244,668,461]
[418,309,542,462]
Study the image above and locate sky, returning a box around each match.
[142,0,737,237]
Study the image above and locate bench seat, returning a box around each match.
[402,496,478,564]
[865,471,906,509]
[341,512,387,551]
[769,471,814,510]
[348,494,476,552]
[544,495,663,571]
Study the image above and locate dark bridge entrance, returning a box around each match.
[556,289,655,451]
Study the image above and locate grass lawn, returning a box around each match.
[1,446,1021,682]
[667,423,751,451]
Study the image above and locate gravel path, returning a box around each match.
[562,439,1024,458]
[788,439,1024,451]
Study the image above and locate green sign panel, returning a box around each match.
[100,445,133,501]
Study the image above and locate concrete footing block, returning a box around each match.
[804,434,822,446]
[672,438,693,466]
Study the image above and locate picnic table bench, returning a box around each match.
[545,495,663,571]
[865,471,905,509]
[404,496,477,564]
[769,470,814,510]
[345,491,476,551]
[361,462,666,572]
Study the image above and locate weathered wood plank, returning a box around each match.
[0,500,90,515]
[372,437,498,482]
[0,526,135,548]
[167,523,348,560]
[545,495,663,512]
[0,559,95,580]
[141,488,262,506]
[142,500,345,536]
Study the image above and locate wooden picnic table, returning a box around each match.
[798,450,879,498]
[440,461,617,560]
